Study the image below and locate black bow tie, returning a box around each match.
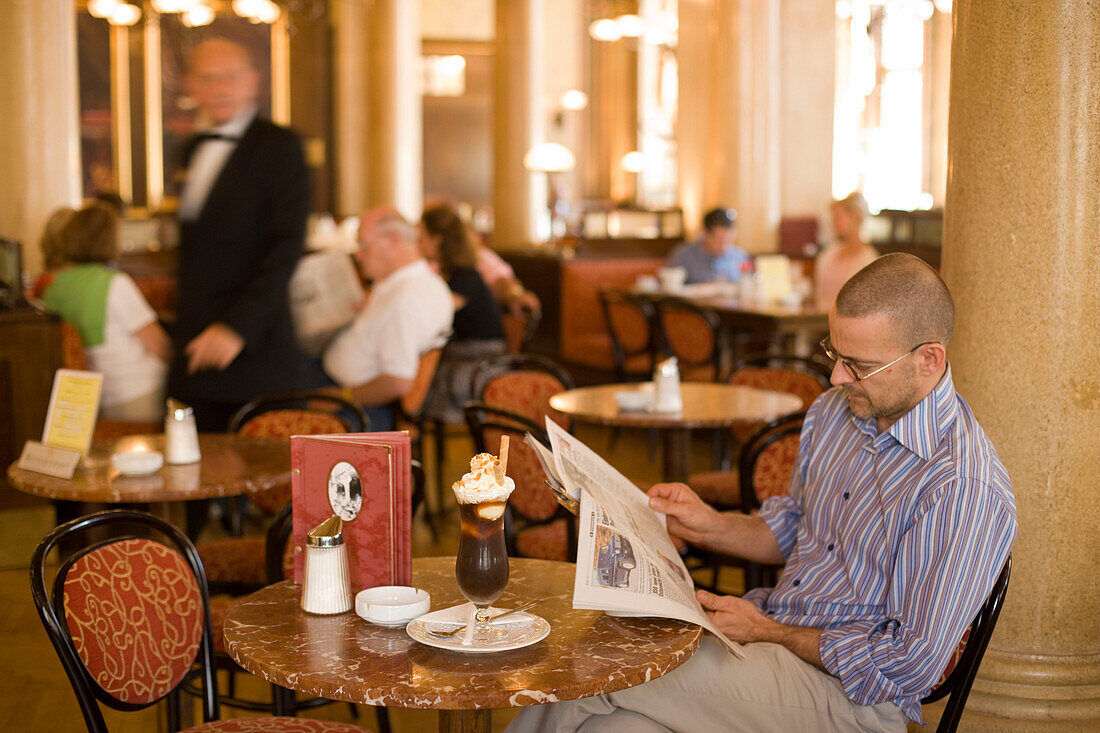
[193,131,237,144]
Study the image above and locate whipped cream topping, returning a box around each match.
[451,452,515,504]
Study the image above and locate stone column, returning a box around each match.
[494,0,543,248]
[941,2,1100,730]
[678,0,779,249]
[365,0,421,221]
[0,0,81,275]
[332,0,370,218]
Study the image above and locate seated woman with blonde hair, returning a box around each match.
[42,202,170,421]
[814,192,879,310]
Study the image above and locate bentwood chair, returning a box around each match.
[464,403,578,562]
[471,353,575,431]
[598,288,659,383]
[653,298,726,383]
[197,391,368,593]
[688,355,829,505]
[30,509,371,733]
[690,413,805,592]
[921,557,1011,733]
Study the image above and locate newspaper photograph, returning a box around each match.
[542,418,743,657]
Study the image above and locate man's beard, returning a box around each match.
[843,375,921,424]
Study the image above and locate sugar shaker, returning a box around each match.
[301,515,353,615]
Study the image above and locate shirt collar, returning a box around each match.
[206,106,257,139]
[380,258,430,288]
[878,365,959,460]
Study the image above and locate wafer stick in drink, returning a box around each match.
[499,436,510,474]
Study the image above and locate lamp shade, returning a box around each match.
[523,143,576,173]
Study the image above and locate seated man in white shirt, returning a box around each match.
[322,208,454,431]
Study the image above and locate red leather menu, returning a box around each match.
[290,432,412,592]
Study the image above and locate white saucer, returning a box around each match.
[406,603,550,653]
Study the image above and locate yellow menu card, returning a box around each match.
[41,369,103,455]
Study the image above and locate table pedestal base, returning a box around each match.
[440,708,490,733]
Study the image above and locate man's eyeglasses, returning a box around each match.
[819,337,934,382]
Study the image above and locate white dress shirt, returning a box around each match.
[323,259,454,387]
[178,108,257,221]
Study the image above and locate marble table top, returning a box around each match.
[224,557,702,711]
[549,383,803,430]
[6,433,290,502]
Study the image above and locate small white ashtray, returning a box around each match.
[614,389,653,412]
[110,450,164,477]
[356,586,431,627]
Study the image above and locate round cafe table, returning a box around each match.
[5,433,290,503]
[549,382,803,483]
[223,556,702,733]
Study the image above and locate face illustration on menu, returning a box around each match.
[452,442,515,640]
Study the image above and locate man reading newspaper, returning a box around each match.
[508,254,1017,733]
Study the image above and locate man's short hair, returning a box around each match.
[370,211,418,244]
[703,207,737,232]
[835,253,954,348]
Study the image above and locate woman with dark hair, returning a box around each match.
[41,202,170,421]
[419,203,507,423]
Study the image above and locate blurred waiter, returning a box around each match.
[169,38,311,433]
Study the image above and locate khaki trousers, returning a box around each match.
[506,638,907,733]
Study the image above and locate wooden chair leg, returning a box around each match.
[375,706,392,733]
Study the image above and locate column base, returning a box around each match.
[918,647,1100,731]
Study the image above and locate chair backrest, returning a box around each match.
[738,413,807,511]
[597,288,658,381]
[464,402,577,562]
[653,298,725,382]
[726,356,830,442]
[922,557,1012,733]
[30,509,219,733]
[501,306,542,353]
[399,347,444,421]
[60,321,87,370]
[471,353,575,429]
[229,391,369,514]
[229,390,369,435]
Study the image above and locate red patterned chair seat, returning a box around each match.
[185,718,370,732]
[515,520,571,562]
[686,470,741,508]
[63,538,203,705]
[208,596,235,654]
[657,307,721,382]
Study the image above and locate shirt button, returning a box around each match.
[827,543,835,551]
[767,610,775,616]
[843,492,850,500]
[792,579,800,586]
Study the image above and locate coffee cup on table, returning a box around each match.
[657,266,687,292]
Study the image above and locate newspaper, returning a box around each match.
[289,250,365,357]
[539,418,743,657]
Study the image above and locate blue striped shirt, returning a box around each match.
[743,366,1017,723]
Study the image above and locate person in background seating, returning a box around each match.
[418,203,508,424]
[814,192,879,311]
[28,206,75,299]
[666,207,751,285]
[321,208,454,431]
[41,203,170,422]
[508,253,1017,733]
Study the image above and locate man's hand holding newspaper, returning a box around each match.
[529,418,743,657]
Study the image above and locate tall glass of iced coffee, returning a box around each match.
[452,448,515,641]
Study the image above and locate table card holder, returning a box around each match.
[18,369,103,478]
[291,432,412,593]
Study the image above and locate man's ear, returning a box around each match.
[916,342,947,376]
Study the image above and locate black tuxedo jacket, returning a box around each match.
[169,115,311,408]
